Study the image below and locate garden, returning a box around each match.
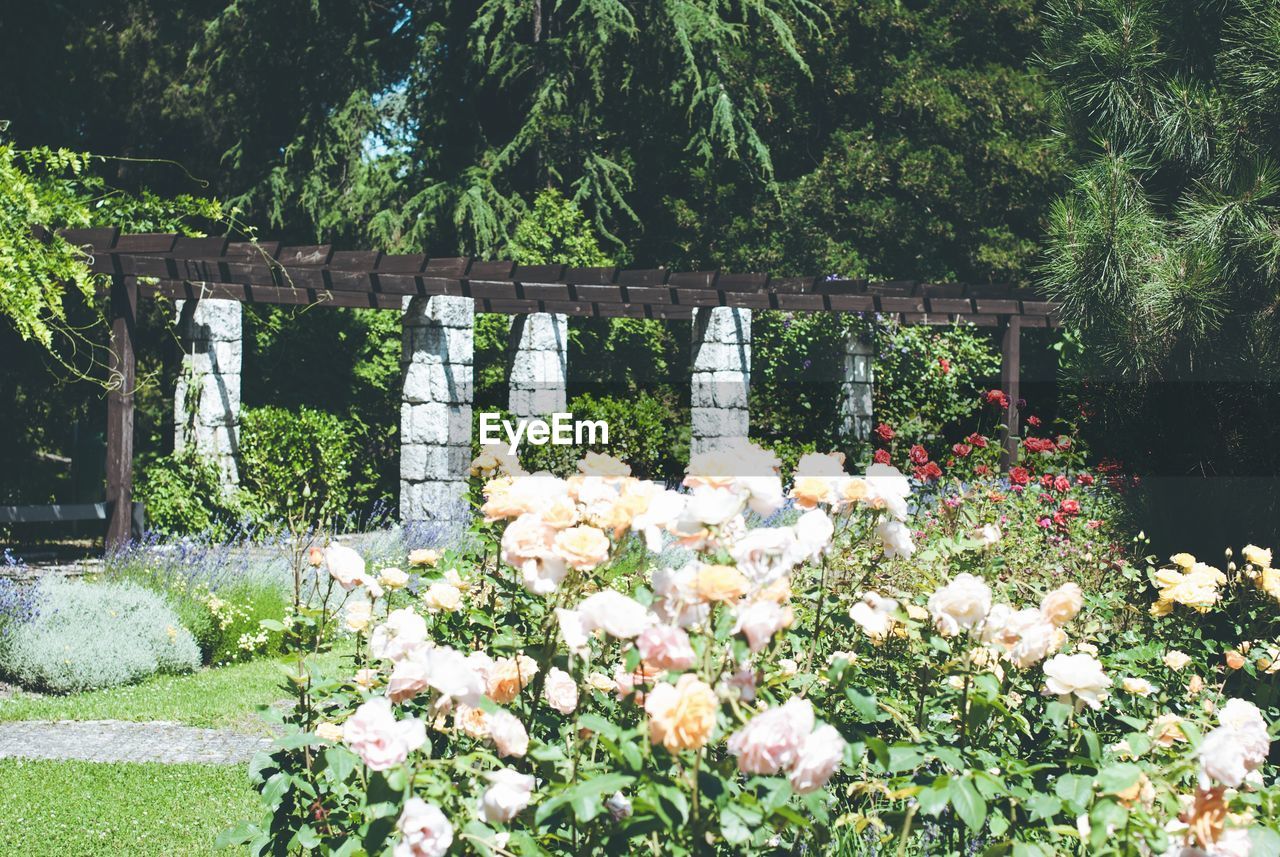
[4,1,1280,856]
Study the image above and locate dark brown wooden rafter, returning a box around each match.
[62,229,1062,325]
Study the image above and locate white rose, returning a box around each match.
[928,573,992,636]
[733,600,791,653]
[788,724,846,794]
[1042,653,1110,710]
[555,608,591,655]
[996,608,1057,669]
[685,486,747,526]
[792,509,835,563]
[848,592,899,643]
[423,582,462,612]
[631,489,686,552]
[730,527,798,587]
[424,646,485,707]
[344,600,373,633]
[379,567,409,590]
[576,590,652,639]
[481,768,535,824]
[876,518,916,560]
[369,608,429,663]
[864,464,911,521]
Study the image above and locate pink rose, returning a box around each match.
[326,544,368,591]
[788,724,846,793]
[487,709,529,758]
[727,697,814,775]
[543,667,579,715]
[369,608,428,664]
[732,600,791,653]
[636,625,697,672]
[343,697,426,771]
[481,768,535,824]
[387,655,430,704]
[501,514,557,569]
[394,797,452,857]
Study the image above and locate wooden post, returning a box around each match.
[999,315,1021,471]
[105,275,137,547]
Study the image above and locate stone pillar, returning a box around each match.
[508,312,568,419]
[400,295,474,533]
[840,331,874,442]
[174,298,242,486]
[690,307,751,457]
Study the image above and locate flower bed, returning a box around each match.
[229,434,1280,856]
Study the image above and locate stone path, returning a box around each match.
[0,719,269,765]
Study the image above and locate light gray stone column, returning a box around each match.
[840,331,874,441]
[174,298,242,486]
[400,295,474,532]
[690,307,751,457]
[508,312,568,419]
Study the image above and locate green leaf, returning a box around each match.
[1095,763,1142,797]
[950,777,987,833]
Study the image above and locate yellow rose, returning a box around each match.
[644,674,718,752]
[408,548,440,568]
[1040,582,1084,627]
[541,495,581,529]
[553,525,612,571]
[1243,544,1272,568]
[423,582,462,613]
[379,567,409,590]
[315,722,345,742]
[1170,552,1196,568]
[1162,650,1192,671]
[1258,568,1280,600]
[481,478,526,521]
[1149,713,1186,747]
[578,452,632,478]
[469,452,502,476]
[694,564,749,603]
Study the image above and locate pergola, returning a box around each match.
[57,227,1061,546]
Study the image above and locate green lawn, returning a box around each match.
[0,650,347,733]
[0,759,259,855]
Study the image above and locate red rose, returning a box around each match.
[909,444,930,465]
[966,433,988,448]
[975,464,991,476]
[1039,473,1054,488]
[1086,519,1102,529]
[875,423,895,442]
[913,461,943,482]
[951,443,972,457]
[984,389,1010,409]
[1023,437,1056,454]
[1052,475,1072,493]
[1059,498,1081,515]
[1076,473,1094,486]
[938,357,951,374]
[1009,466,1030,486]
[1026,415,1042,428]
[873,448,892,465]
[1052,511,1068,527]
[1038,493,1054,505]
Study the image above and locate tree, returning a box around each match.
[1040,0,1280,550]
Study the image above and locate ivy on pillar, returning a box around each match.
[400,295,474,536]
[174,297,242,487]
[508,312,568,420]
[690,307,751,457]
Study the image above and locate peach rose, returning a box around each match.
[695,564,749,603]
[1040,582,1084,627]
[578,451,631,478]
[727,697,814,774]
[407,548,440,567]
[501,514,557,568]
[644,674,718,752]
[453,704,490,739]
[790,476,833,509]
[553,525,612,571]
[487,655,539,704]
[315,722,344,742]
[379,567,409,590]
[636,624,697,672]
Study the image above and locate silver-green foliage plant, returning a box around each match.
[0,577,200,693]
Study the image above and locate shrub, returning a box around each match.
[0,578,199,693]
[474,392,687,482]
[137,449,245,538]
[0,577,38,650]
[238,405,373,527]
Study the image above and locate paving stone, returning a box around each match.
[0,720,269,765]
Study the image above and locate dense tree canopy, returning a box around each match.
[1040,0,1280,550]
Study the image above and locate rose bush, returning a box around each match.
[227,408,1280,856]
